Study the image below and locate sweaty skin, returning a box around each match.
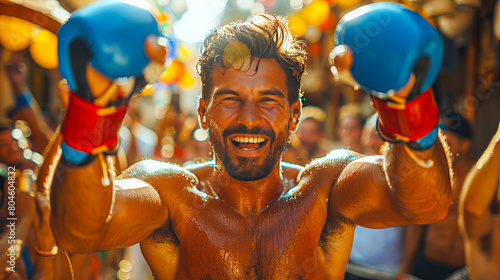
[50,59,452,279]
[460,122,500,280]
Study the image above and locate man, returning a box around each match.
[50,2,452,279]
[399,111,475,280]
[459,119,500,279]
[337,105,365,153]
[296,113,328,161]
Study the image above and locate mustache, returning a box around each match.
[222,124,275,141]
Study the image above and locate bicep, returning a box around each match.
[95,178,170,250]
[330,155,410,228]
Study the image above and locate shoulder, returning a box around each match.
[300,149,363,178]
[294,149,365,197]
[118,159,197,184]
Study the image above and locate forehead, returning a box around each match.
[341,115,363,126]
[209,58,288,100]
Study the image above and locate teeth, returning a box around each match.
[232,137,266,143]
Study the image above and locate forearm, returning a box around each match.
[50,155,118,251]
[461,126,500,222]
[384,133,452,224]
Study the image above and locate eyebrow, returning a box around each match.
[260,89,286,99]
[212,88,287,99]
[212,89,239,99]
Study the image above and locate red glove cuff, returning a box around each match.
[370,87,439,142]
[63,92,128,154]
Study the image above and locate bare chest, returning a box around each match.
[165,188,328,279]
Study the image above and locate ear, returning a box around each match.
[289,99,302,133]
[197,97,208,131]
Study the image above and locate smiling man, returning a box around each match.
[50,3,452,280]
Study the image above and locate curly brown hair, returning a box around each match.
[197,13,307,104]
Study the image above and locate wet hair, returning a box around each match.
[197,13,307,103]
[439,111,473,140]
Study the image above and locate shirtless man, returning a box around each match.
[459,119,500,279]
[49,2,452,279]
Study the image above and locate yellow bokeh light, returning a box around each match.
[160,59,185,84]
[335,0,362,10]
[0,16,34,51]
[288,14,307,37]
[30,28,58,69]
[179,72,194,88]
[303,0,331,27]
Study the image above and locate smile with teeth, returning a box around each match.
[231,136,268,151]
[232,137,266,143]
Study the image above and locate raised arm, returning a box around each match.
[328,3,452,229]
[459,121,500,239]
[332,138,452,228]
[49,1,171,253]
[51,156,172,252]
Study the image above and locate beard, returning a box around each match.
[209,123,289,181]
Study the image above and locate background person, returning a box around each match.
[459,117,500,279]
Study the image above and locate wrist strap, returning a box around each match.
[62,92,128,154]
[35,245,58,257]
[371,87,439,143]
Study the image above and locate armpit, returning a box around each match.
[319,211,355,244]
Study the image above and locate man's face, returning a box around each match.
[297,119,323,155]
[338,115,363,147]
[201,58,298,181]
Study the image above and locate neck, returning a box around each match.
[211,158,285,219]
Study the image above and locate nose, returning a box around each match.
[237,101,261,128]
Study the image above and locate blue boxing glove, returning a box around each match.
[57,0,168,165]
[58,0,164,99]
[331,2,443,150]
